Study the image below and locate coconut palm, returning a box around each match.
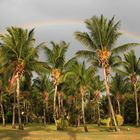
[116,50,140,126]
[74,15,139,131]
[40,41,76,129]
[0,64,8,127]
[69,61,96,132]
[110,73,131,115]
[32,74,53,126]
[0,27,47,129]
[90,75,104,126]
[0,80,5,127]
[60,72,81,126]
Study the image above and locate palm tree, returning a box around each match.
[74,15,139,131]
[32,74,53,126]
[0,80,6,127]
[70,61,96,132]
[0,27,46,129]
[11,89,16,128]
[60,73,81,126]
[40,41,76,129]
[116,50,140,126]
[90,75,104,126]
[110,73,131,115]
[0,65,8,127]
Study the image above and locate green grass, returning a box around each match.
[0,124,140,140]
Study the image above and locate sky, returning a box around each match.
[0,0,140,59]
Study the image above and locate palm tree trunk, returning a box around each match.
[61,97,64,114]
[134,84,139,126]
[77,115,80,127]
[1,103,5,127]
[103,67,119,131]
[25,101,29,125]
[12,91,16,128]
[43,103,47,127]
[97,102,101,126]
[54,84,58,129]
[0,90,5,127]
[16,75,23,130]
[25,100,29,124]
[58,92,61,118]
[117,100,121,115]
[75,96,80,127]
[81,90,88,132]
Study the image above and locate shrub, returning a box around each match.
[56,117,68,130]
[116,115,124,126]
[101,117,111,127]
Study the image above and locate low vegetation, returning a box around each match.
[0,124,140,140]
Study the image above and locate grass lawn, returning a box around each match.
[0,124,139,140]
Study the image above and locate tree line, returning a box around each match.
[0,15,139,132]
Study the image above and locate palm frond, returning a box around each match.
[76,50,96,59]
[74,31,97,50]
[112,43,140,54]
[113,68,129,76]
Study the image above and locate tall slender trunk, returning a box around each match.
[46,100,48,120]
[81,89,88,132]
[96,90,101,126]
[25,102,29,125]
[134,84,139,126]
[0,90,5,127]
[16,75,23,130]
[1,104,5,127]
[46,101,49,124]
[97,102,101,126]
[61,96,64,114]
[58,92,61,118]
[12,91,16,128]
[54,84,58,129]
[77,115,80,127]
[88,94,91,120]
[43,103,47,126]
[75,96,80,127]
[103,67,119,131]
[117,100,121,115]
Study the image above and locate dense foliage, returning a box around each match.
[0,15,139,131]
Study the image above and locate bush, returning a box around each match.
[56,117,68,130]
[6,111,12,123]
[101,117,111,127]
[116,115,124,126]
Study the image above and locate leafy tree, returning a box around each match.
[0,27,46,129]
[74,15,139,131]
[69,61,96,132]
[90,75,104,126]
[110,73,131,114]
[32,74,53,126]
[116,50,140,126]
[0,79,6,127]
[122,94,136,124]
[40,41,76,129]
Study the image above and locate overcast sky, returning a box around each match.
[0,0,140,59]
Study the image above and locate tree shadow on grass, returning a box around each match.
[0,129,30,140]
[66,131,77,140]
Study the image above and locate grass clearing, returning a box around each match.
[0,124,139,140]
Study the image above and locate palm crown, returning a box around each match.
[75,15,139,68]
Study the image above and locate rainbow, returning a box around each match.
[21,19,84,28]
[121,30,140,41]
[0,19,140,41]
